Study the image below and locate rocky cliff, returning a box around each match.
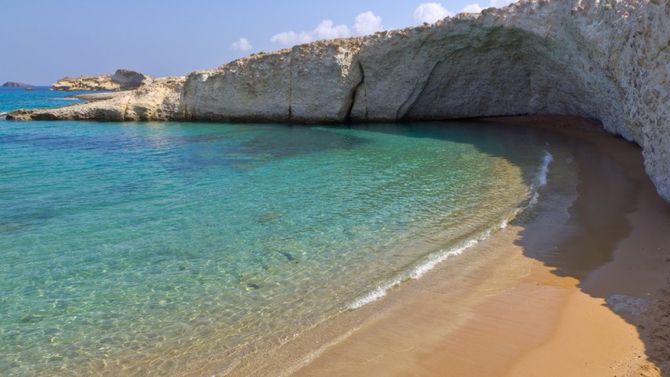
[8,0,670,201]
[51,69,151,91]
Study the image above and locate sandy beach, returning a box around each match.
[253,117,670,377]
[4,1,669,375]
[5,114,666,377]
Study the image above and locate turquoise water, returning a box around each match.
[0,89,548,376]
[0,87,83,113]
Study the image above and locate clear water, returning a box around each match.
[0,87,83,113]
[0,88,547,376]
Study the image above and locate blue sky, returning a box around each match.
[0,0,515,84]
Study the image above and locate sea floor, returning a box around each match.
[233,117,670,377]
[0,112,548,376]
[2,112,669,376]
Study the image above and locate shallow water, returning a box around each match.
[0,89,548,376]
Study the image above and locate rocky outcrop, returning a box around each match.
[110,69,148,89]
[11,77,182,121]
[2,82,33,88]
[182,40,366,122]
[51,69,151,91]
[8,0,670,201]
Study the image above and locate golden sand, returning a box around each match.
[284,117,670,377]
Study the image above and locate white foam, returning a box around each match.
[348,277,403,309]
[528,151,553,207]
[347,236,486,309]
[346,223,505,310]
[346,151,554,311]
[409,239,477,280]
[537,151,553,188]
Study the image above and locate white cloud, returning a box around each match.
[271,20,351,46]
[489,0,516,7]
[313,20,351,39]
[270,31,312,46]
[270,11,385,47]
[461,4,484,13]
[231,37,252,51]
[354,11,383,35]
[413,3,452,24]
[459,1,517,15]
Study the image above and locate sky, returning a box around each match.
[0,0,515,85]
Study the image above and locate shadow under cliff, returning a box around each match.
[336,117,670,375]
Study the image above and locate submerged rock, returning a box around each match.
[7,0,670,201]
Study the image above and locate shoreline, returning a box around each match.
[347,149,554,311]
[234,117,670,377]
[2,115,667,376]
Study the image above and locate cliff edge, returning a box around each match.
[7,0,670,201]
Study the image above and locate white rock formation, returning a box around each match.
[51,69,151,91]
[8,0,670,201]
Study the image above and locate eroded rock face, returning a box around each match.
[8,0,670,201]
[51,69,151,91]
[111,69,148,89]
[183,51,292,121]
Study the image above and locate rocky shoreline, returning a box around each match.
[6,0,669,202]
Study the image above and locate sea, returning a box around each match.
[0,87,551,376]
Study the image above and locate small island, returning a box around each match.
[2,81,34,89]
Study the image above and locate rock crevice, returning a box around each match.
[345,61,365,122]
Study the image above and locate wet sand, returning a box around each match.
[281,117,670,377]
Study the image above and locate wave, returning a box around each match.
[347,219,504,310]
[348,276,404,310]
[528,151,553,207]
[537,151,553,187]
[347,151,553,310]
